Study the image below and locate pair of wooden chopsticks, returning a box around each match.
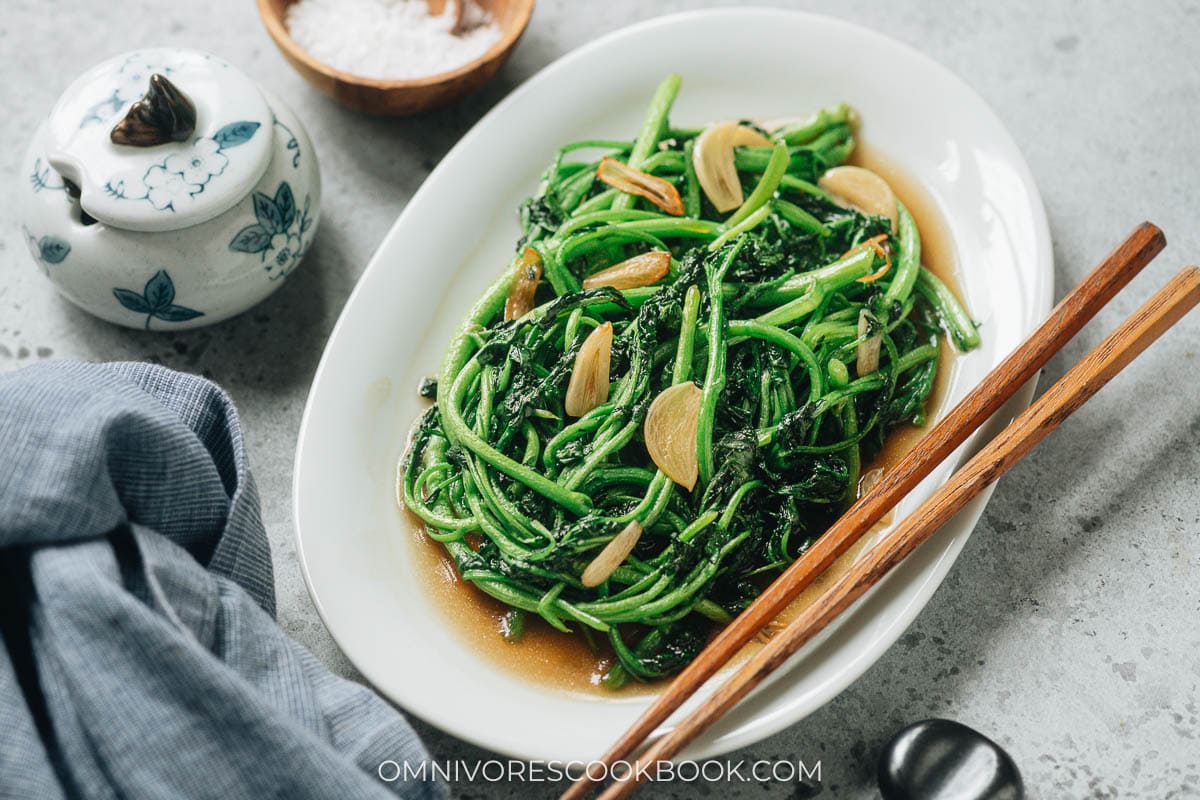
[564,222,1198,800]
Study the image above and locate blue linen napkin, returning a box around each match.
[0,361,443,800]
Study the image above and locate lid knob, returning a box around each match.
[110,73,197,147]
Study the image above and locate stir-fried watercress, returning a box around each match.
[402,75,979,687]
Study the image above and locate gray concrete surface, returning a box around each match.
[2,1,1198,797]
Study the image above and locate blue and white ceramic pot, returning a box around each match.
[18,48,320,330]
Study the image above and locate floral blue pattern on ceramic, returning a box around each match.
[113,270,204,330]
[16,48,320,330]
[79,52,180,129]
[107,120,261,212]
[29,158,70,194]
[21,226,71,274]
[230,181,315,281]
[274,117,302,168]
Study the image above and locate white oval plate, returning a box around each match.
[294,8,1052,764]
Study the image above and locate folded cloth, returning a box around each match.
[0,362,443,800]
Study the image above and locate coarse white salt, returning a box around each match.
[286,0,503,81]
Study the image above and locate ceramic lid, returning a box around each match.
[45,49,273,233]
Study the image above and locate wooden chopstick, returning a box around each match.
[597,264,1200,799]
[561,222,1166,800]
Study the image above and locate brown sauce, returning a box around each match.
[406,142,971,696]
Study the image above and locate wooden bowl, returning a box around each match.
[257,0,534,116]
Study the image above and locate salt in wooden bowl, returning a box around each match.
[257,0,534,116]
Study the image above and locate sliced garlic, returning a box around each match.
[645,381,702,490]
[857,467,884,499]
[857,308,882,377]
[582,251,671,291]
[596,157,685,216]
[817,166,898,232]
[564,322,613,417]
[693,122,772,213]
[581,521,644,588]
[857,467,895,530]
[504,247,543,321]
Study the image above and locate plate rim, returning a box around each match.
[293,6,1054,762]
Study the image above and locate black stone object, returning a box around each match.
[878,718,1024,800]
